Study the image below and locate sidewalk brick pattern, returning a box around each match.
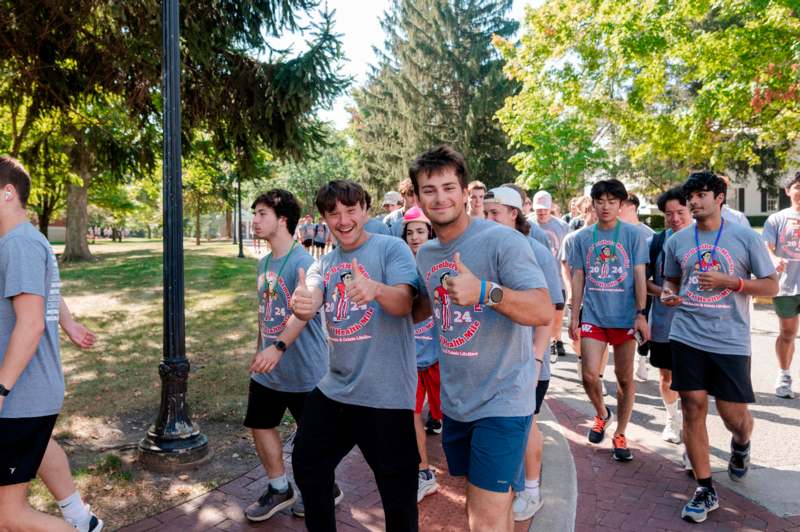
[547,398,800,532]
[120,435,534,531]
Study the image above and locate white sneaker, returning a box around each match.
[635,355,649,382]
[601,380,608,396]
[775,373,795,399]
[65,506,103,532]
[512,490,543,521]
[661,415,682,444]
[417,469,438,502]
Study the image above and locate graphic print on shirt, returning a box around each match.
[258,271,291,339]
[683,244,734,308]
[323,262,373,342]
[415,317,434,342]
[425,259,481,357]
[778,217,800,259]
[584,241,631,292]
[544,229,559,257]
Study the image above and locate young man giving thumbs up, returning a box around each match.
[410,146,553,532]
[291,180,421,531]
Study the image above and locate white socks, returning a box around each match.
[269,473,289,492]
[780,368,790,377]
[58,491,90,526]
[524,478,540,497]
[664,400,680,420]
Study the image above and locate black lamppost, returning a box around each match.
[139,0,209,470]
[237,175,244,258]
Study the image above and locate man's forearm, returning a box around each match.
[276,315,310,348]
[570,270,585,315]
[727,275,779,297]
[59,299,73,328]
[0,322,44,389]
[375,284,414,317]
[634,265,647,310]
[646,280,663,297]
[532,319,552,362]
[412,294,432,322]
[491,287,552,327]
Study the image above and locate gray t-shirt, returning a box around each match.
[635,222,655,240]
[364,217,392,236]
[416,219,547,422]
[0,222,64,418]
[306,234,418,409]
[722,206,751,227]
[255,246,328,392]
[647,230,678,343]
[529,224,550,252]
[664,221,775,356]
[762,208,800,297]
[529,236,563,382]
[298,223,316,241]
[533,217,570,259]
[383,209,405,237]
[568,221,649,328]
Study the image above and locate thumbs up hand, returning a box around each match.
[291,267,315,319]
[345,258,378,306]
[446,252,482,306]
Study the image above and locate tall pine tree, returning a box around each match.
[352,0,518,191]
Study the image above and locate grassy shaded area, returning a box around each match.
[29,240,271,529]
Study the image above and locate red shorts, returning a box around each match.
[580,323,635,347]
[415,362,442,420]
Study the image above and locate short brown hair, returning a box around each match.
[398,178,415,196]
[468,180,486,192]
[408,145,469,196]
[315,180,366,215]
[0,156,31,207]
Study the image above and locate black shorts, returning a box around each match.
[669,340,755,403]
[243,379,310,429]
[313,241,325,249]
[0,414,57,486]
[302,239,313,248]
[649,341,672,370]
[534,380,550,415]
[555,290,566,311]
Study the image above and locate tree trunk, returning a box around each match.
[224,208,232,239]
[38,210,50,239]
[195,207,201,246]
[62,148,93,261]
[147,225,152,239]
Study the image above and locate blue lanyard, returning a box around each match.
[694,219,724,272]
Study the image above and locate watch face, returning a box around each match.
[490,287,503,304]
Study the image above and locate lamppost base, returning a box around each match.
[138,433,212,473]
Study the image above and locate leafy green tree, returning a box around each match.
[352,0,518,190]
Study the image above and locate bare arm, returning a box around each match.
[568,268,585,340]
[532,317,552,363]
[491,287,552,327]
[373,283,414,317]
[59,299,96,349]
[251,315,312,373]
[633,264,650,340]
[0,294,45,410]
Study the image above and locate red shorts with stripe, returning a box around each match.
[580,322,635,347]
[415,362,442,420]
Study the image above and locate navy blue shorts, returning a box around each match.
[442,414,532,493]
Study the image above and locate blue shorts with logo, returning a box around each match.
[442,414,532,493]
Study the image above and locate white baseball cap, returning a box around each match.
[382,191,402,206]
[484,187,523,210]
[532,190,553,210]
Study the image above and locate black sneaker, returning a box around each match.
[728,439,750,482]
[425,418,443,435]
[612,434,633,462]
[291,482,344,518]
[588,407,612,444]
[556,340,566,357]
[246,483,297,522]
[681,487,719,523]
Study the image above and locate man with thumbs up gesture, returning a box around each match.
[410,146,553,532]
[290,180,422,531]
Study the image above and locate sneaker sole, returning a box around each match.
[681,501,719,523]
[417,482,439,503]
[247,495,298,522]
[613,451,634,462]
[775,389,795,399]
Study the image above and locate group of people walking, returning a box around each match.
[0,147,797,531]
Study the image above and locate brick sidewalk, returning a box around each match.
[547,398,800,532]
[120,434,534,531]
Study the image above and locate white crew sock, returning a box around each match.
[524,478,540,497]
[780,368,791,378]
[664,400,680,420]
[58,491,90,526]
[269,474,289,492]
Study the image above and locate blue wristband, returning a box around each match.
[479,278,487,305]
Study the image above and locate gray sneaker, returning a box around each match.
[775,373,794,399]
[512,490,543,521]
[292,483,344,518]
[245,483,297,522]
[417,469,438,502]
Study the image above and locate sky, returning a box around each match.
[310,0,538,129]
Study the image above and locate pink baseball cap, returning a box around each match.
[402,206,431,229]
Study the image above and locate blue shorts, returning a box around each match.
[442,414,532,493]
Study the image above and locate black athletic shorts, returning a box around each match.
[534,380,550,415]
[302,239,313,248]
[555,290,566,311]
[649,341,672,370]
[670,340,755,403]
[0,414,57,486]
[243,379,310,429]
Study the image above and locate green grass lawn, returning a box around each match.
[30,239,272,528]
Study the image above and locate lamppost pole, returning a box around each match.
[237,176,244,258]
[139,0,209,470]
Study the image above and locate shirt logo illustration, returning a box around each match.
[415,317,434,341]
[259,272,291,338]
[425,259,481,357]
[682,244,734,306]
[544,229,559,256]
[323,262,374,342]
[585,241,631,291]
[778,218,800,260]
